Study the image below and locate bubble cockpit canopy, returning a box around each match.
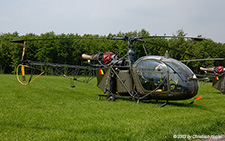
[133,56,197,92]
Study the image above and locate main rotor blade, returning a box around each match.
[11,37,106,43]
[141,35,212,41]
[11,40,26,43]
[145,40,196,57]
[181,58,225,62]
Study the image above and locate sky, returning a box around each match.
[1,0,225,43]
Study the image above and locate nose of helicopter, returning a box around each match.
[182,79,199,99]
[168,79,199,100]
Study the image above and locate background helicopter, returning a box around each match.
[200,66,225,93]
[11,34,208,105]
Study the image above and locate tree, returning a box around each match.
[0,32,19,73]
[1,29,224,74]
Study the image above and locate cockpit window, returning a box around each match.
[137,60,168,91]
[163,59,194,81]
[168,66,182,92]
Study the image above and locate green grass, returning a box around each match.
[0,74,225,140]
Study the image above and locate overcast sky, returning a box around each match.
[1,0,225,42]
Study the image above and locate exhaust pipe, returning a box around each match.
[82,54,99,60]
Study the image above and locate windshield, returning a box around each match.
[163,58,194,81]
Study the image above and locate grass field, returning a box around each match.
[0,74,225,140]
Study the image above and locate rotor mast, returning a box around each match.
[109,36,146,66]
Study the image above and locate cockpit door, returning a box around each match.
[136,59,169,92]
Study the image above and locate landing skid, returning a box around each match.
[98,94,201,107]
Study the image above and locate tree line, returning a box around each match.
[0,29,225,74]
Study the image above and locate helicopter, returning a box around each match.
[11,35,207,105]
[200,66,225,94]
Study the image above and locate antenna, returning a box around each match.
[164,50,170,59]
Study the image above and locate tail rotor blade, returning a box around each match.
[21,65,26,87]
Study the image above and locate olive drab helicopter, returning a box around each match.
[199,66,225,93]
[11,35,208,106]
